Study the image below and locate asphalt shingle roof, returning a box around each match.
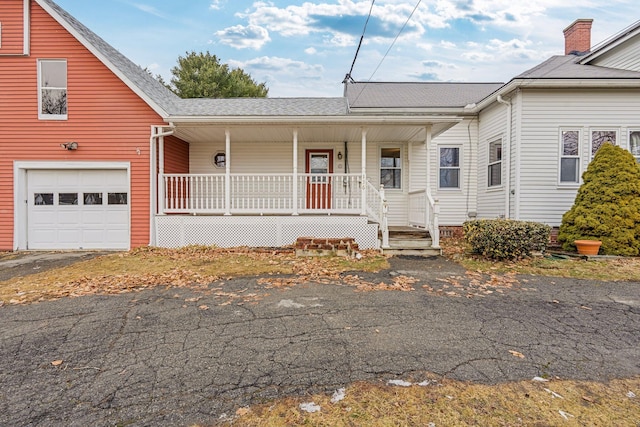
[345,82,504,109]
[172,97,349,116]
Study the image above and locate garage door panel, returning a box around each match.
[27,169,130,250]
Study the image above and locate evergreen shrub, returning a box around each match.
[463,219,551,260]
[558,142,640,256]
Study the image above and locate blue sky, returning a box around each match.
[53,0,639,97]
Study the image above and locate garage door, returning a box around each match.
[27,169,129,250]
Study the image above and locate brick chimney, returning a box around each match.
[563,19,593,55]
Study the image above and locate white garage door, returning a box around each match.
[27,169,130,250]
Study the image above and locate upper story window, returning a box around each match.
[488,139,502,188]
[380,148,401,189]
[560,129,581,184]
[439,146,460,189]
[629,130,640,163]
[590,129,617,158]
[38,59,67,120]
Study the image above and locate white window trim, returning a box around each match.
[379,146,403,190]
[38,59,68,120]
[558,128,582,187]
[589,128,619,160]
[438,145,462,190]
[487,138,503,189]
[628,129,640,163]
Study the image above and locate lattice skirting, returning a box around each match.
[155,215,380,249]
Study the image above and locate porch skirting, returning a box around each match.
[154,215,380,249]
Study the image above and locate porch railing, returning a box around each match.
[409,188,440,248]
[162,173,369,215]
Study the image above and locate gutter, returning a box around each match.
[165,115,464,126]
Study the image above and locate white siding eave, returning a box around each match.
[167,115,464,126]
[474,78,640,111]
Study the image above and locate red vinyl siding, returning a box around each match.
[0,0,25,54]
[0,1,181,250]
[164,136,190,174]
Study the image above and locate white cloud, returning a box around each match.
[209,0,225,10]
[305,47,317,55]
[215,25,271,50]
[229,56,324,76]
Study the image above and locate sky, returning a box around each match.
[52,0,640,97]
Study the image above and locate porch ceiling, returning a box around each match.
[171,121,458,145]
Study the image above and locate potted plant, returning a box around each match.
[573,239,602,256]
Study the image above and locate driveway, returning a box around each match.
[0,256,639,426]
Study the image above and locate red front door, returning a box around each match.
[305,150,333,209]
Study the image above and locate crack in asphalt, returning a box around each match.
[1,261,639,426]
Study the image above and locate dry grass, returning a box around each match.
[221,377,640,426]
[0,246,389,305]
[441,237,640,282]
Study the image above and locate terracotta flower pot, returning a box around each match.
[574,240,602,256]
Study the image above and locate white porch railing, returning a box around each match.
[409,188,440,248]
[162,173,372,215]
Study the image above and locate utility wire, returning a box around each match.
[344,0,376,83]
[348,0,423,105]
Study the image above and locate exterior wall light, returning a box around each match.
[60,142,78,150]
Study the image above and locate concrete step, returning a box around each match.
[382,247,442,257]
[388,237,433,249]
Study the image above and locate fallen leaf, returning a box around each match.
[51,360,63,366]
[198,305,209,310]
[509,350,525,359]
[581,305,592,310]
[235,407,251,416]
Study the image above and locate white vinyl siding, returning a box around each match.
[510,88,640,226]
[432,118,478,225]
[477,102,508,219]
[587,37,640,72]
[559,129,581,185]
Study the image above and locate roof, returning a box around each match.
[516,55,640,79]
[172,97,348,117]
[345,82,504,109]
[37,0,181,116]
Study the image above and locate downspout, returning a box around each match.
[149,125,175,246]
[496,95,511,219]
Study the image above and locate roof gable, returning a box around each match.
[35,0,180,117]
[579,20,640,65]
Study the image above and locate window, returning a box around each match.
[38,59,67,119]
[212,152,226,168]
[34,193,54,205]
[59,193,78,205]
[488,139,502,187]
[629,130,640,163]
[591,130,616,158]
[108,193,128,205]
[380,148,401,189]
[84,193,103,205]
[560,130,580,184]
[439,147,460,189]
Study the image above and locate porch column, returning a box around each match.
[361,128,367,216]
[424,125,432,190]
[158,133,165,215]
[224,129,231,216]
[292,129,299,215]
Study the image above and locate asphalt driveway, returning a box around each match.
[0,256,639,426]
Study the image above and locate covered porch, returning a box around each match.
[150,112,460,250]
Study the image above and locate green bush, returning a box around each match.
[558,143,640,256]
[463,219,551,260]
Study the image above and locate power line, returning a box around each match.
[347,0,424,105]
[344,0,376,83]
[365,0,423,82]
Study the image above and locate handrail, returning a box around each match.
[426,188,440,248]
